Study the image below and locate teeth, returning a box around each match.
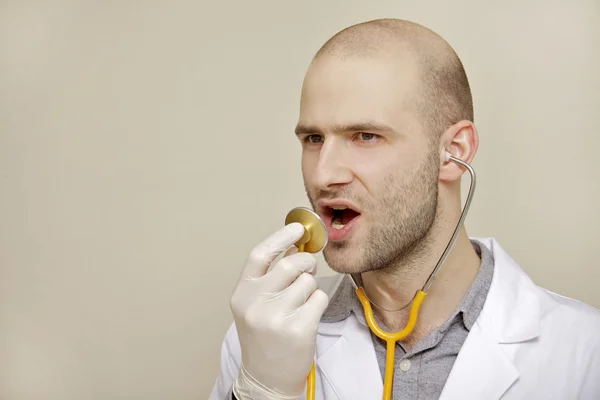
[332,221,345,229]
[331,206,347,230]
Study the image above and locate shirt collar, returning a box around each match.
[320,239,495,332]
[458,240,494,330]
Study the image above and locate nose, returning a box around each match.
[312,137,353,191]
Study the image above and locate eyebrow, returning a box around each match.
[294,121,398,136]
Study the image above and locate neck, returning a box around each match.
[358,203,481,347]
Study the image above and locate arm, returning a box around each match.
[578,339,600,399]
[208,323,242,400]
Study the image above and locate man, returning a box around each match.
[210,18,600,400]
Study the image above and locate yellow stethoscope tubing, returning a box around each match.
[356,288,428,400]
[305,289,427,400]
[304,154,476,400]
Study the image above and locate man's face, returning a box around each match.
[296,55,441,274]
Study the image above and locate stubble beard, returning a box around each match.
[305,147,440,275]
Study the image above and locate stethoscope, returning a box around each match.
[285,152,476,400]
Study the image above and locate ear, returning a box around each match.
[438,120,479,182]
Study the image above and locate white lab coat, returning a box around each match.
[210,238,600,399]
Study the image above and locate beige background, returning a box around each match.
[1,1,598,399]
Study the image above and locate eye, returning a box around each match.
[305,134,323,144]
[356,132,378,141]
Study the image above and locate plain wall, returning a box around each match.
[1,1,598,399]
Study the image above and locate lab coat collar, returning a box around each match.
[316,237,542,342]
[314,271,382,399]
[314,238,542,400]
[439,237,542,400]
[473,237,541,344]
[316,315,384,399]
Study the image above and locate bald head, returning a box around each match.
[311,18,473,142]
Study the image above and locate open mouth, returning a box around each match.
[324,205,361,230]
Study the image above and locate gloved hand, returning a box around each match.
[230,222,329,400]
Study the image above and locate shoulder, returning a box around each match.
[482,239,600,344]
[538,287,600,339]
[315,273,345,297]
[467,238,600,397]
[536,289,600,394]
[542,286,600,317]
[476,237,600,341]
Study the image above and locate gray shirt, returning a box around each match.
[319,240,495,399]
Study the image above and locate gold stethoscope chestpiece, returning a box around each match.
[285,206,328,253]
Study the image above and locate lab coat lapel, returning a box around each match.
[315,315,383,400]
[439,238,541,400]
[438,320,518,400]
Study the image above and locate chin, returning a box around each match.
[322,243,366,275]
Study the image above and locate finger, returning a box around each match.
[283,245,298,257]
[264,253,317,291]
[278,252,317,276]
[278,272,318,309]
[296,289,329,327]
[242,223,305,278]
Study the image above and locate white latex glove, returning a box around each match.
[230,222,329,400]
